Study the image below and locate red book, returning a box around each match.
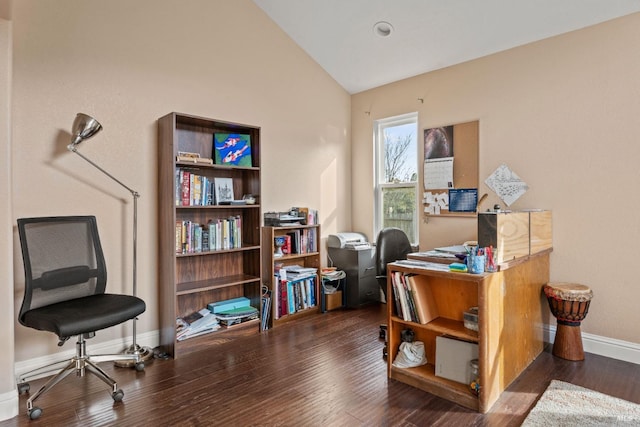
[180,170,191,206]
[282,235,291,255]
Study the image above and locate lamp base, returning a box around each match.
[114,344,154,368]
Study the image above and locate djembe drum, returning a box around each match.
[543,282,593,361]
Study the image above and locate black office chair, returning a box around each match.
[375,227,413,357]
[16,216,146,420]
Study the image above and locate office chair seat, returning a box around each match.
[21,293,146,340]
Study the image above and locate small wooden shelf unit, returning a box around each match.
[262,225,321,329]
[387,250,551,413]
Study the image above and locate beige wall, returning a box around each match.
[9,0,351,365]
[353,13,640,343]
[1,8,19,419]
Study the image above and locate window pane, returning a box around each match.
[382,123,417,184]
[381,186,416,243]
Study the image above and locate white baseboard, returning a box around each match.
[0,389,19,421]
[14,330,159,380]
[544,325,640,364]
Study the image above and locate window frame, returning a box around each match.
[373,112,419,245]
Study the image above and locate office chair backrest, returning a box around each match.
[17,216,107,326]
[375,227,413,278]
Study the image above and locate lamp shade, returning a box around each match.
[70,113,102,147]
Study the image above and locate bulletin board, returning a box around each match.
[422,120,479,217]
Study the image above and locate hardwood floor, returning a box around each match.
[3,304,640,426]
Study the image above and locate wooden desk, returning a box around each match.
[387,250,551,413]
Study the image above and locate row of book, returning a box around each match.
[274,269,317,319]
[175,168,215,207]
[176,297,259,340]
[279,227,318,255]
[391,272,440,325]
[175,216,242,254]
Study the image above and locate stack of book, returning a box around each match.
[208,297,259,328]
[274,266,317,319]
[176,308,220,341]
[215,306,259,328]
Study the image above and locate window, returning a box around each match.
[374,112,418,244]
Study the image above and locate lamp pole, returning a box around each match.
[67,114,153,367]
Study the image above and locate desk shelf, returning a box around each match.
[387,250,550,413]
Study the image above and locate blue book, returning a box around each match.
[207,297,251,314]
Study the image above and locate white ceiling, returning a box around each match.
[253,0,640,94]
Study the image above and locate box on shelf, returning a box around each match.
[325,291,343,311]
[463,307,478,332]
[477,210,552,264]
[435,336,479,384]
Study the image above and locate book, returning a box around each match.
[405,274,439,324]
[219,316,259,329]
[192,174,202,206]
[180,170,191,206]
[207,296,251,313]
[213,133,252,167]
[393,272,411,321]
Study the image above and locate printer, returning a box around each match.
[327,232,371,250]
[327,232,377,308]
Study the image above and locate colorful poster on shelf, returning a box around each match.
[213,133,252,167]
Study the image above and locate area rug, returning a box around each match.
[522,380,640,426]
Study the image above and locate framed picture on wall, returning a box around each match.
[424,126,454,160]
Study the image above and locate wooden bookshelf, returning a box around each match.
[157,112,262,358]
[261,224,321,329]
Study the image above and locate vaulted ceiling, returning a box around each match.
[253,0,640,94]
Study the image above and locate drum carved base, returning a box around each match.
[553,324,585,361]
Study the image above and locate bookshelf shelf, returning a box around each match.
[158,112,262,358]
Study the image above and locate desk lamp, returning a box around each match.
[67,113,153,367]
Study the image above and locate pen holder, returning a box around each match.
[469,255,485,274]
[485,250,498,273]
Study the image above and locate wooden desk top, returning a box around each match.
[407,247,553,272]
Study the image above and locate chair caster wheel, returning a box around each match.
[18,382,30,394]
[379,324,387,340]
[112,389,124,402]
[28,407,42,420]
[135,361,145,372]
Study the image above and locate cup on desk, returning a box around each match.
[469,255,485,274]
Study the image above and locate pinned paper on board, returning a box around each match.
[423,191,449,215]
[485,164,528,206]
[424,157,454,190]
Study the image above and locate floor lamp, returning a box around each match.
[67,113,153,367]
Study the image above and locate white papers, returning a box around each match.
[485,164,529,206]
[424,157,454,190]
[422,191,448,215]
